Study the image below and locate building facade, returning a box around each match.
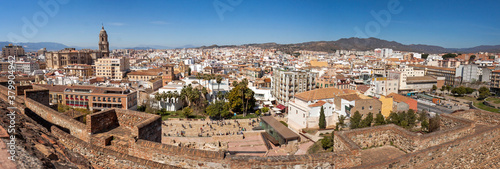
[491,70,500,95]
[63,86,137,111]
[411,65,458,86]
[45,27,109,69]
[46,48,103,69]
[2,44,25,58]
[95,57,130,80]
[63,64,94,79]
[456,64,480,83]
[272,68,317,106]
[15,61,40,74]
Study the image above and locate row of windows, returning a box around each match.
[66,95,123,102]
[93,97,122,102]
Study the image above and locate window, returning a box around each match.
[118,98,121,102]
[303,114,305,118]
[93,97,96,101]
[113,98,116,102]
[369,106,373,110]
[362,106,365,110]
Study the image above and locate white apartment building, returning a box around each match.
[15,61,40,74]
[365,77,399,97]
[272,68,317,106]
[375,48,393,58]
[287,88,354,131]
[456,64,481,83]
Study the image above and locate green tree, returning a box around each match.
[350,111,362,129]
[360,112,373,128]
[206,100,231,119]
[446,85,452,94]
[244,89,254,117]
[338,115,346,128]
[319,106,326,129]
[181,107,192,118]
[374,113,386,126]
[227,79,256,115]
[421,119,429,132]
[429,115,440,132]
[469,55,476,62]
[418,111,428,122]
[421,53,429,59]
[451,86,467,96]
[432,85,437,92]
[187,67,191,76]
[440,85,445,92]
[407,109,417,127]
[478,87,490,100]
[465,87,474,94]
[387,111,401,125]
[262,107,270,114]
[320,137,333,150]
[442,53,457,59]
[216,75,223,100]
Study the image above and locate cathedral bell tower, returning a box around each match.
[99,25,110,57]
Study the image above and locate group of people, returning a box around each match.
[163,118,259,137]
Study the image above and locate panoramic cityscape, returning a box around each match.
[1,0,500,168]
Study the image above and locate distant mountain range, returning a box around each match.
[202,37,500,54]
[2,38,500,54]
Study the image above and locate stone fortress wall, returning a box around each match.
[1,82,499,168]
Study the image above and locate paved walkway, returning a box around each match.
[294,141,314,155]
[361,145,405,165]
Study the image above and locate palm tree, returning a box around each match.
[244,89,253,117]
[216,75,223,100]
[166,91,173,103]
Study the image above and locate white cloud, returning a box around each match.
[150,21,169,25]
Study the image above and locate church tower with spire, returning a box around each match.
[99,25,110,57]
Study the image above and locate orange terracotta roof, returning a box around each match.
[308,100,326,107]
[387,93,414,103]
[295,87,356,101]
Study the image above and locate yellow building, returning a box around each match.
[95,57,130,80]
[378,95,393,117]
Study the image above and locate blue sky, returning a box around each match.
[1,0,499,48]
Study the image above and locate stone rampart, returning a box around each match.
[51,126,179,169]
[25,98,88,141]
[86,109,119,134]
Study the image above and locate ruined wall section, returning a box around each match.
[115,109,162,142]
[86,109,119,134]
[51,126,179,169]
[354,125,500,169]
[25,98,88,141]
[228,152,361,168]
[130,140,227,168]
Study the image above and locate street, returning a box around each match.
[417,102,454,114]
